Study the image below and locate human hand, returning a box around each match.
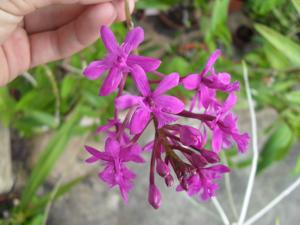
[0,0,135,86]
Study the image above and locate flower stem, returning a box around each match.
[125,0,134,30]
[211,197,230,225]
[238,61,259,225]
[243,176,300,225]
[178,110,215,121]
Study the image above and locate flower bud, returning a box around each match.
[164,174,174,187]
[200,149,220,163]
[180,125,202,147]
[156,159,170,178]
[148,184,161,209]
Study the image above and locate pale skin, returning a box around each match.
[0,0,135,86]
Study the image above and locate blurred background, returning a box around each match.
[1,0,300,224]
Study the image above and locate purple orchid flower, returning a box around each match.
[115,65,185,134]
[83,26,161,96]
[181,49,240,110]
[205,92,250,153]
[85,137,144,203]
[176,164,230,201]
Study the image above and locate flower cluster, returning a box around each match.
[83,26,250,209]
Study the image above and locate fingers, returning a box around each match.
[29,2,117,67]
[113,0,135,21]
[24,4,85,34]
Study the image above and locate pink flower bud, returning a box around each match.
[148,184,161,209]
[156,159,170,178]
[165,174,174,187]
[180,125,202,147]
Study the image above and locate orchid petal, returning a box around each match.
[123,27,144,53]
[153,111,178,128]
[105,138,120,157]
[99,67,122,96]
[212,128,223,153]
[153,73,180,96]
[153,95,184,114]
[200,49,221,77]
[115,94,142,110]
[84,145,110,162]
[130,107,151,134]
[100,26,119,53]
[83,60,107,80]
[131,65,151,96]
[127,55,161,72]
[223,92,237,112]
[182,74,199,90]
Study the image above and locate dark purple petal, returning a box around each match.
[83,60,107,80]
[115,94,142,110]
[99,67,122,96]
[182,74,200,90]
[209,164,230,174]
[153,73,180,96]
[127,55,161,72]
[130,107,151,134]
[156,159,170,178]
[154,95,184,115]
[131,65,151,96]
[100,26,119,53]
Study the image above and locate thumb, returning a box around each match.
[0,0,113,16]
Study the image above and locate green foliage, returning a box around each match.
[18,107,82,211]
[258,122,295,173]
[249,0,285,15]
[136,0,180,10]
[292,0,300,14]
[255,23,300,65]
[204,0,231,51]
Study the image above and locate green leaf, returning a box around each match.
[18,107,82,211]
[136,0,178,10]
[25,176,84,217]
[258,122,295,173]
[293,155,300,174]
[25,214,44,225]
[263,43,291,69]
[250,0,285,15]
[204,0,231,50]
[161,56,190,75]
[285,91,300,104]
[255,23,300,65]
[292,0,300,14]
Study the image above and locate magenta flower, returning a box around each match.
[85,137,144,202]
[83,26,161,96]
[205,93,250,153]
[176,165,230,200]
[115,65,185,134]
[212,113,250,153]
[182,49,239,110]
